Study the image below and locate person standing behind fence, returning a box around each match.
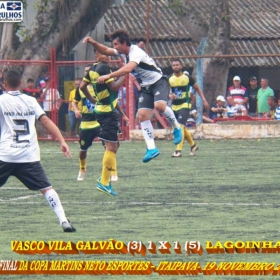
[257,78,274,116]
[40,77,61,118]
[245,76,259,116]
[0,69,75,232]
[83,29,183,163]
[226,76,248,107]
[22,78,40,100]
[168,59,209,157]
[68,78,82,137]
[274,99,280,120]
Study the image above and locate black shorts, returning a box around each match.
[138,77,169,110]
[174,108,190,125]
[0,161,51,191]
[96,111,119,142]
[79,127,101,150]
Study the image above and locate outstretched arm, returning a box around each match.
[97,62,137,84]
[83,37,116,56]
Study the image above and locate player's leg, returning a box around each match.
[14,162,75,232]
[152,77,182,145]
[111,141,120,182]
[138,91,160,162]
[96,113,118,196]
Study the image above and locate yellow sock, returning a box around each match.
[176,124,185,151]
[184,126,194,146]
[111,156,117,176]
[79,158,86,171]
[101,150,116,186]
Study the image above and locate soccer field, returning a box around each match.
[1,138,280,279]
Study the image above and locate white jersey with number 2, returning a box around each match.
[0,91,46,163]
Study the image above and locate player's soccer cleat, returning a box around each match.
[96,178,117,196]
[110,175,118,182]
[61,220,76,232]
[171,150,182,157]
[142,148,160,163]
[173,127,182,145]
[190,144,199,156]
[77,170,86,181]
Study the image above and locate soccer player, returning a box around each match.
[80,51,127,196]
[83,29,182,163]
[72,66,101,182]
[169,59,209,157]
[0,69,76,232]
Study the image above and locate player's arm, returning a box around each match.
[192,83,209,110]
[39,115,72,158]
[72,87,82,118]
[115,102,129,124]
[80,80,96,105]
[83,37,115,56]
[98,62,137,84]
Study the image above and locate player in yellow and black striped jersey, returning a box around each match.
[169,59,209,157]
[72,66,101,182]
[80,51,127,196]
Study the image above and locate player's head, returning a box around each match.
[171,59,183,74]
[84,64,92,75]
[94,49,110,63]
[110,29,131,54]
[4,69,21,90]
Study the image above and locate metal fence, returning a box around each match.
[1,50,280,141]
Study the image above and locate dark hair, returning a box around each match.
[110,29,131,46]
[4,69,21,88]
[171,59,182,65]
[27,78,34,83]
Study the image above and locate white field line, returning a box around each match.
[0,194,41,202]
[0,200,278,207]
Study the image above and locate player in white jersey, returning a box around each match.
[83,29,182,163]
[0,69,76,232]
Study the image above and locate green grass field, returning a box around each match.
[1,138,280,279]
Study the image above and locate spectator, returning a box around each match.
[274,99,280,120]
[267,96,277,119]
[22,78,40,100]
[209,95,227,119]
[246,76,260,116]
[36,70,48,89]
[68,78,82,137]
[257,78,274,116]
[226,95,247,117]
[40,77,61,118]
[226,76,248,107]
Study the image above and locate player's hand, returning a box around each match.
[203,99,210,110]
[83,37,94,44]
[60,142,72,158]
[169,94,176,100]
[97,75,111,84]
[74,110,82,119]
[122,115,129,124]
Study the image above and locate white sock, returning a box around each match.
[44,188,67,225]
[141,120,156,149]
[162,107,180,129]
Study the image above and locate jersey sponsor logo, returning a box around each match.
[85,98,95,112]
[0,1,23,22]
